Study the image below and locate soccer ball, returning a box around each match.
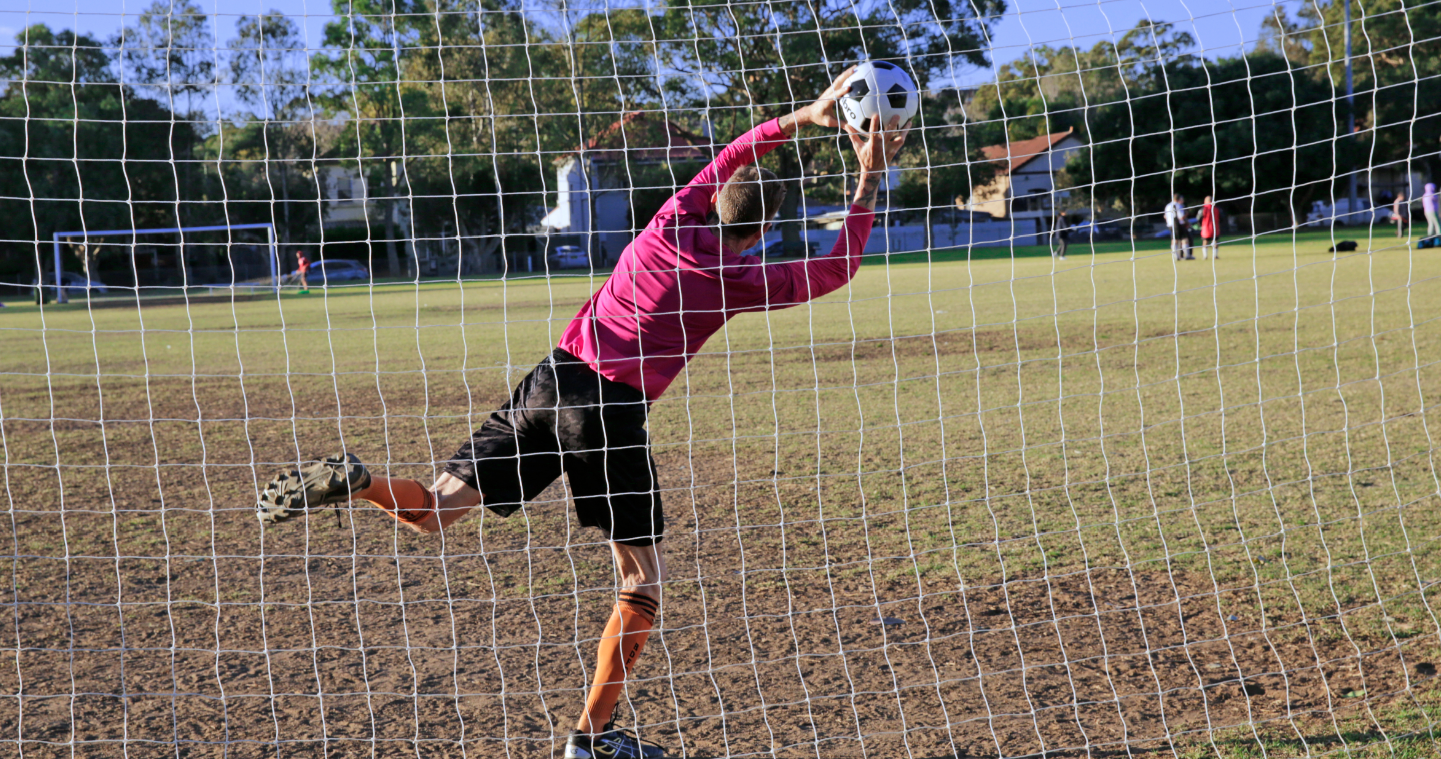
[837,61,919,131]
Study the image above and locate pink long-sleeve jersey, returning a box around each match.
[558,118,875,401]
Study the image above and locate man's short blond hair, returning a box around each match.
[717,165,787,241]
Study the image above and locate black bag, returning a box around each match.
[1329,240,1359,252]
[1420,236,1440,250]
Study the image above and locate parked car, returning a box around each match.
[292,259,370,284]
[547,245,589,269]
[1306,198,1390,227]
[1070,219,1127,241]
[30,271,109,296]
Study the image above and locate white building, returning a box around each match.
[321,166,369,228]
[967,128,1086,231]
[540,111,712,264]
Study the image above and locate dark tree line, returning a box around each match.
[1,0,1008,285]
[0,0,1005,285]
[964,3,1437,226]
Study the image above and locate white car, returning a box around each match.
[547,245,589,270]
[1306,198,1390,227]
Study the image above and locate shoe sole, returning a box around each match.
[257,453,370,525]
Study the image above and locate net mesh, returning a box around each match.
[1,0,1439,756]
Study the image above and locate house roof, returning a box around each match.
[979,127,1076,175]
[566,110,713,164]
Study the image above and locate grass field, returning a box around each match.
[1,230,1438,758]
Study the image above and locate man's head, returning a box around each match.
[1204,195,1212,204]
[714,165,787,251]
[1173,193,1183,203]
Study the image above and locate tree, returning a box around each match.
[394,0,563,273]
[0,24,190,281]
[652,0,1005,247]
[1069,52,1352,225]
[1287,0,1441,181]
[1255,5,1314,66]
[115,0,217,228]
[313,0,440,276]
[117,0,216,116]
[227,11,316,243]
[963,20,1197,148]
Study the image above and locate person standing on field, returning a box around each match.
[1392,191,1409,238]
[1199,196,1219,259]
[251,68,908,759]
[1424,183,1439,238]
[295,251,311,293]
[1164,194,1186,260]
[1050,211,1069,260]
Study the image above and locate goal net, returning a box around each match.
[1,0,1438,757]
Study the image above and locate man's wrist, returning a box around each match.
[853,170,882,209]
[779,109,809,135]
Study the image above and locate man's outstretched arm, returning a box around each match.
[729,115,911,311]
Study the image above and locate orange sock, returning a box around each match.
[577,593,657,734]
[355,476,435,526]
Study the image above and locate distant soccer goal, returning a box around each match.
[2,1,1439,758]
[46,223,282,303]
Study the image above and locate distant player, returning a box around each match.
[1424,183,1439,238]
[1050,211,1069,260]
[254,68,908,759]
[295,250,311,292]
[1164,194,1186,261]
[1392,191,1409,238]
[1199,196,1219,259]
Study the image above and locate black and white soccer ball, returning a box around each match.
[837,61,919,131]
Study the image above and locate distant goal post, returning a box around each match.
[49,222,281,304]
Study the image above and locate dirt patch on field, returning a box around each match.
[1,539,1436,759]
[1,370,1439,758]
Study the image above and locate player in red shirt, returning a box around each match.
[1199,197,1220,260]
[295,251,311,292]
[254,69,909,759]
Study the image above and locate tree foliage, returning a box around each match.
[0,25,193,279]
[1274,0,1441,180]
[3,0,1434,283]
[1069,52,1352,222]
[963,20,1196,147]
[651,0,1005,238]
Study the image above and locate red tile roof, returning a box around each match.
[570,110,713,163]
[980,128,1075,175]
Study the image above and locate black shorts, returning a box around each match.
[442,348,663,546]
[1170,224,1185,241]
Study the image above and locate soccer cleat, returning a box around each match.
[563,724,665,759]
[257,453,370,525]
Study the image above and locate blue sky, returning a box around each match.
[1,0,1293,88]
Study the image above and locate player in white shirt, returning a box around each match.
[1164,194,1186,260]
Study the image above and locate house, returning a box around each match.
[540,111,713,264]
[966,128,1086,230]
[321,166,369,228]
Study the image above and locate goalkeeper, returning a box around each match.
[255,69,908,759]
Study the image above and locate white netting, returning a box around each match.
[1,0,1439,756]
